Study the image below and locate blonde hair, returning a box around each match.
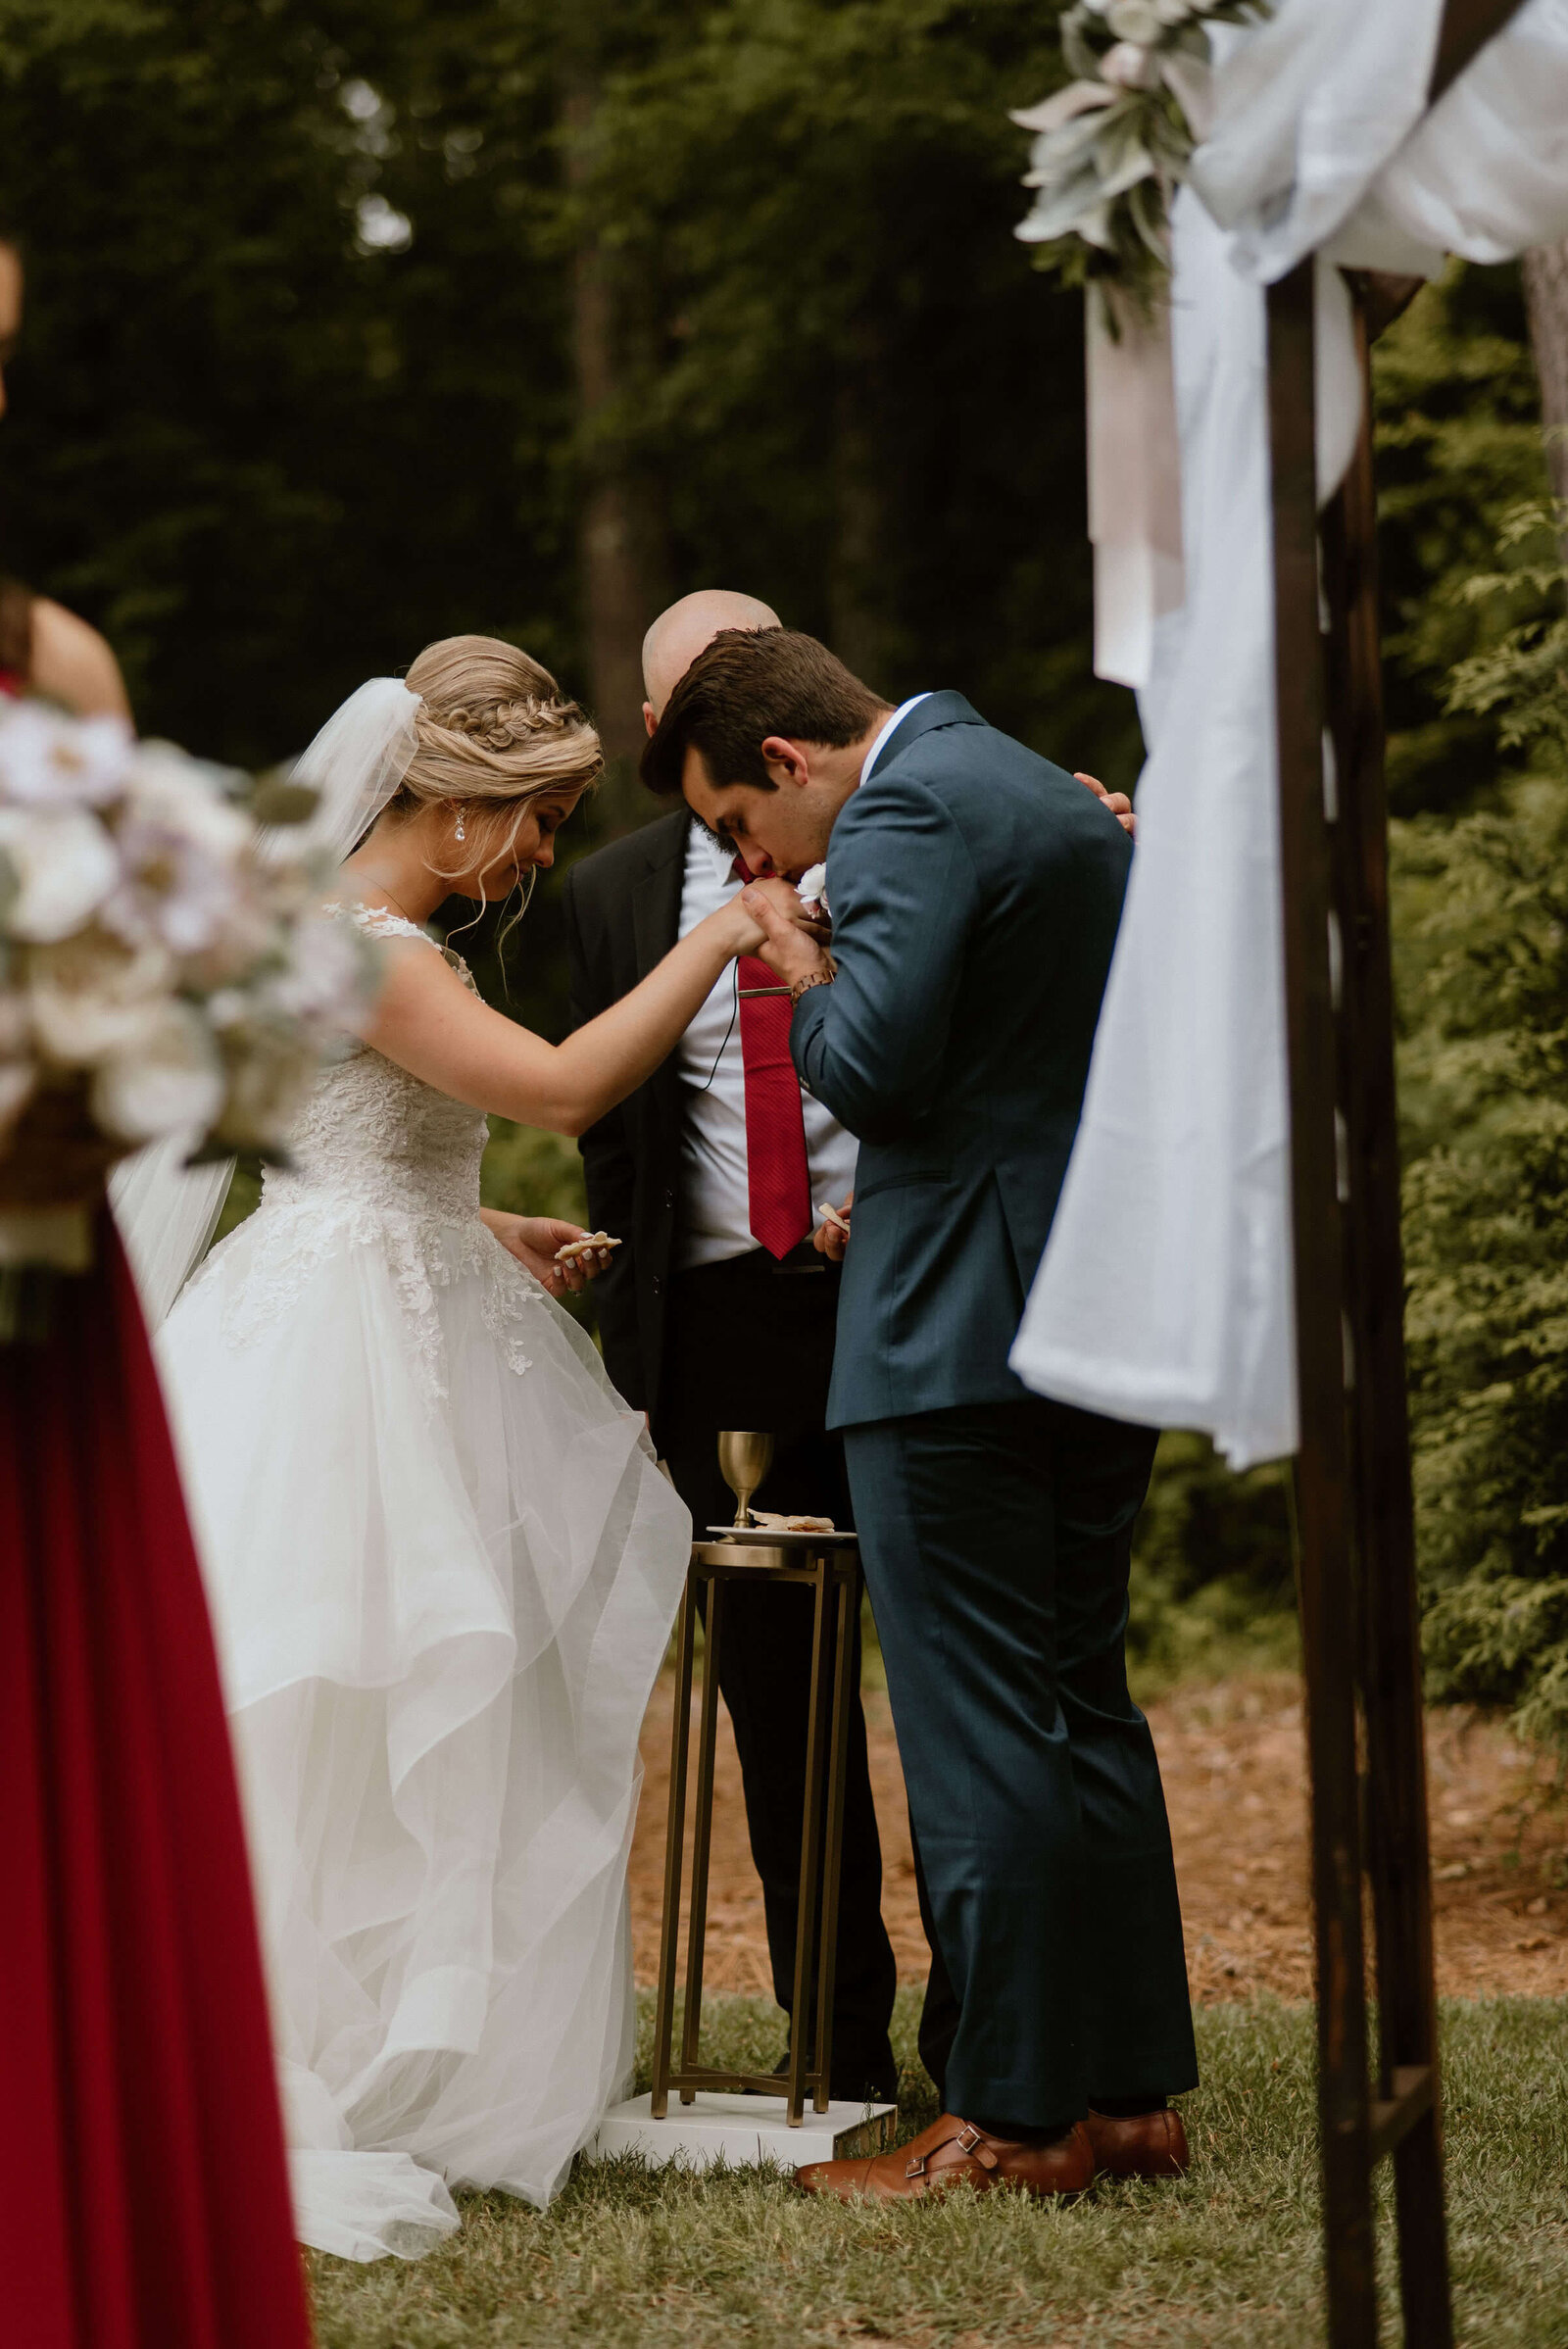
[393,634,602,898]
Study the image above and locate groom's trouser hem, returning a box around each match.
[845,1397,1198,2124]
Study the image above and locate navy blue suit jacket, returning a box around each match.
[790,693,1132,1431]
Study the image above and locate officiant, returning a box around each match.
[563,590,903,2107]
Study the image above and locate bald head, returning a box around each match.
[641,589,781,729]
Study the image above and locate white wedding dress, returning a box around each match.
[156,906,690,2261]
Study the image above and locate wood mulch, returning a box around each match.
[629,1669,1568,2003]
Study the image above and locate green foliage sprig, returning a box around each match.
[1012,0,1264,304]
[1394,496,1568,1752]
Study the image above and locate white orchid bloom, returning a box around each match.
[796,863,829,916]
[90,1001,225,1144]
[0,806,121,943]
[0,704,134,808]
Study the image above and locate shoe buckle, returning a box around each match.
[905,2152,928,2178]
[956,2125,982,2155]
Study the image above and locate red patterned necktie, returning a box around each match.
[731,857,812,1258]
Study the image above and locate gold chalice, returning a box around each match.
[717,1430,774,1528]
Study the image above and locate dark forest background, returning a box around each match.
[5,0,1568,1744]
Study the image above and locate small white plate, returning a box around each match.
[704,1525,858,1546]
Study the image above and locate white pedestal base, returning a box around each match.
[588,2091,898,2173]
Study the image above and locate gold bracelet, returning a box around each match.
[790,966,836,1008]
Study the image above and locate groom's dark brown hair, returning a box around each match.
[640,626,883,797]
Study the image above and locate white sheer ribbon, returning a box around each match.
[1014,0,1568,1465]
[112,679,421,1324]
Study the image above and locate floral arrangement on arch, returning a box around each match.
[0,697,374,1265]
[1013,0,1265,303]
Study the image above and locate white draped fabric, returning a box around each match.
[1012,0,1568,1466]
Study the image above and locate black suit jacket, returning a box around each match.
[562,807,691,1418]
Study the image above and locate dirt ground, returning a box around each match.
[629,1669,1568,2004]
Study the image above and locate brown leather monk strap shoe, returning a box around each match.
[796,2113,1095,2204]
[1084,2106,1190,2179]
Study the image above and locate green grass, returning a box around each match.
[306,1989,1568,2348]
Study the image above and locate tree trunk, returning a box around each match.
[564,81,669,825]
[1522,238,1568,514]
[829,335,896,696]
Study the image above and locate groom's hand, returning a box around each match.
[1076,771,1136,840]
[740,877,831,990]
[813,1192,853,1263]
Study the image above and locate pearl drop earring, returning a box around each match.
[454,813,466,842]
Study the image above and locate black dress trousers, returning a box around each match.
[845,1395,1198,2127]
[653,1245,900,2102]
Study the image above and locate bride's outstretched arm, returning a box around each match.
[357,898,764,1136]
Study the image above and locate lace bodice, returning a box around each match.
[184,905,539,1396]
[265,906,489,1230]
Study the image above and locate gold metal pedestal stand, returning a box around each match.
[649,1481,863,2127]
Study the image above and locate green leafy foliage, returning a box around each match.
[1128,1432,1298,1696]
[0,0,1139,794]
[1394,553,1568,1748]
[1373,262,1555,816]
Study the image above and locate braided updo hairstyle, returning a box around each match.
[393,635,602,896]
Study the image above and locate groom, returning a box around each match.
[641,628,1198,2201]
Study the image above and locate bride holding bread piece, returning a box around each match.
[128,634,774,2260]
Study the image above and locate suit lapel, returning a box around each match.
[627,810,690,1146]
[632,810,689,981]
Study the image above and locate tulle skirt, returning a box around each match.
[156,1210,690,2261]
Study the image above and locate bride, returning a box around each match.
[137,635,768,2262]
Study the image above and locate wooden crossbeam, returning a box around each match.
[1369,2066,1437,2167]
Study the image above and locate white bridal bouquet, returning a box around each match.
[0,696,373,1293]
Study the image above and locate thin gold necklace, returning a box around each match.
[358,875,423,924]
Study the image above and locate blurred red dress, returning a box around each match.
[0,1158,311,2325]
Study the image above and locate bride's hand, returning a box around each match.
[740,878,831,990]
[481,1210,613,1296]
[706,895,765,957]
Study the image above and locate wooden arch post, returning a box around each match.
[1263,6,1528,2339]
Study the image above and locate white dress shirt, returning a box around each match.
[860,693,932,785]
[674,822,860,1270]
